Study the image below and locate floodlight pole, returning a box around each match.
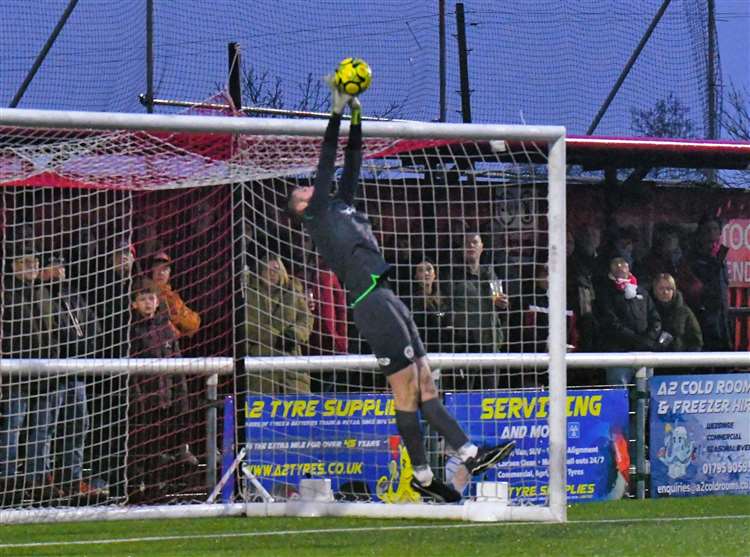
[455,3,472,123]
[145,0,155,113]
[9,0,80,108]
[706,0,718,183]
[586,0,673,135]
[438,0,447,122]
[228,43,243,111]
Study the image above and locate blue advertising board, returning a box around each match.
[244,389,630,504]
[650,374,750,497]
[445,389,630,504]
[244,393,421,503]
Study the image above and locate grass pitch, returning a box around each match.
[0,495,747,556]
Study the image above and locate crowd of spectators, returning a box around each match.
[0,209,742,503]
[0,222,204,503]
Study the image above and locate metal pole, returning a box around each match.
[707,0,717,139]
[9,0,80,108]
[438,0,447,122]
[706,0,718,183]
[586,0,673,135]
[206,374,218,491]
[547,135,567,522]
[228,43,243,111]
[145,0,154,113]
[455,3,472,123]
[139,95,406,121]
[635,366,650,499]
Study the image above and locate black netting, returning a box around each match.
[0,0,720,136]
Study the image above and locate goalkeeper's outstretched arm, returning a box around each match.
[307,113,342,215]
[306,82,353,215]
[337,98,362,206]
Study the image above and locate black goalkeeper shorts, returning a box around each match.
[352,285,426,376]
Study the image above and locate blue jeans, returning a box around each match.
[0,380,88,484]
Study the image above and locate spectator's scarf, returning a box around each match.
[609,273,638,299]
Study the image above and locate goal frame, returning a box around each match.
[0,107,567,523]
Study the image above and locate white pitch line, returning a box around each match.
[0,514,747,550]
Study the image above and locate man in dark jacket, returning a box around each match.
[595,257,663,385]
[39,254,103,497]
[0,243,61,500]
[91,237,134,498]
[446,232,509,390]
[688,219,732,351]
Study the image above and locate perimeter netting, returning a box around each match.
[0,113,566,521]
[2,0,719,137]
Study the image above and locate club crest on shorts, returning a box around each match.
[377,357,391,367]
[403,345,414,360]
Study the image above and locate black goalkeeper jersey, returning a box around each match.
[302,114,391,306]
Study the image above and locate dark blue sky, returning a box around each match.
[715,0,749,93]
[0,0,746,138]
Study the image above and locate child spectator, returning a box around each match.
[129,285,196,499]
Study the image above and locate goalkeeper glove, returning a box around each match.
[326,74,352,115]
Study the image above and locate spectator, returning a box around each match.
[568,225,601,352]
[446,232,508,389]
[522,264,577,356]
[245,256,314,394]
[304,252,348,393]
[0,240,61,501]
[145,251,201,339]
[96,237,134,357]
[651,273,703,352]
[91,236,134,498]
[409,260,452,354]
[594,257,663,385]
[596,225,639,277]
[688,217,732,351]
[38,254,105,498]
[640,224,702,308]
[129,285,196,498]
[307,254,348,356]
[389,235,417,298]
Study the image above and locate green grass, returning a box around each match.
[0,496,748,557]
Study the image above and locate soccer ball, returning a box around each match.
[334,58,372,96]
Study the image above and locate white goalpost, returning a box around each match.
[0,107,567,523]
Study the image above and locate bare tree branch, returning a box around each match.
[722,81,750,142]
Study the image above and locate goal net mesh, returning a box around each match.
[0,116,565,518]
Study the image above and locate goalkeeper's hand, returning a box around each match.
[326,74,352,115]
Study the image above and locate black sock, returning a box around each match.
[420,398,469,451]
[394,410,427,468]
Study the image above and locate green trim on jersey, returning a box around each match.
[350,273,381,309]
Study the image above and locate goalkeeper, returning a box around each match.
[288,80,514,503]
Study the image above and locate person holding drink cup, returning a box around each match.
[446,232,509,390]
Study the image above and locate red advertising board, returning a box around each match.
[722,219,750,287]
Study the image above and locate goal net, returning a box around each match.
[0,108,566,523]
